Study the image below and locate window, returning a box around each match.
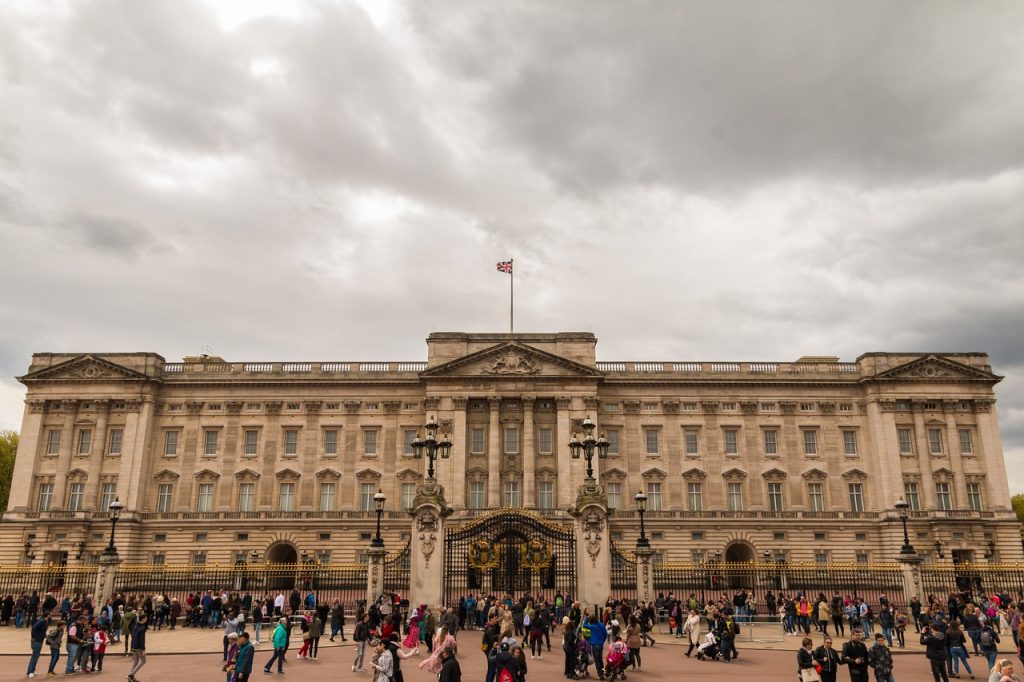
[687,482,703,511]
[359,483,375,512]
[468,481,485,510]
[196,483,214,512]
[363,430,378,455]
[646,482,663,511]
[842,430,857,456]
[538,428,553,454]
[814,532,827,541]
[848,483,864,512]
[605,429,620,455]
[606,482,622,510]
[684,429,699,455]
[504,428,519,454]
[897,428,913,455]
[774,531,787,541]
[324,429,338,455]
[108,429,123,455]
[192,552,207,565]
[319,483,336,511]
[46,429,61,455]
[401,483,416,510]
[691,531,704,540]
[503,481,521,507]
[199,429,216,456]
[157,484,173,512]
[37,483,53,511]
[77,429,92,454]
[959,429,973,454]
[644,429,659,455]
[767,482,784,511]
[238,483,255,512]
[99,483,117,511]
[164,431,179,456]
[903,482,920,511]
[815,551,828,564]
[538,481,554,509]
[800,403,814,412]
[278,482,295,511]
[470,428,485,454]
[935,482,952,510]
[691,550,706,562]
[807,483,824,511]
[68,483,84,511]
[727,482,743,511]
[403,429,417,456]
[928,429,943,455]
[319,532,331,541]
[151,554,165,566]
[803,430,818,455]
[644,402,658,411]
[856,552,869,565]
[966,483,982,511]
[724,429,738,455]
[243,429,259,456]
[763,429,778,455]
[855,532,867,542]
[284,429,298,455]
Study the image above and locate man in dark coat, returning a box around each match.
[841,628,870,682]
[920,624,950,682]
[438,646,462,682]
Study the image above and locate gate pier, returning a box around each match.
[572,477,612,609]
[409,480,451,608]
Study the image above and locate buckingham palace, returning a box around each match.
[2,331,1019,577]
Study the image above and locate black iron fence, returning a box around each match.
[610,543,637,602]
[383,542,411,595]
[0,565,99,601]
[919,563,1024,601]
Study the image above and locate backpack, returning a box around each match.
[731,620,740,635]
[979,629,994,648]
[498,668,514,682]
[44,627,61,648]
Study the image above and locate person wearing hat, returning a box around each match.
[235,632,255,682]
[489,640,520,682]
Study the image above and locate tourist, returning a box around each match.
[385,631,418,682]
[419,623,457,675]
[438,646,461,682]
[798,637,817,679]
[511,643,528,682]
[483,614,501,682]
[43,619,64,677]
[819,597,833,636]
[127,612,148,682]
[222,611,241,661]
[624,615,641,671]
[922,623,951,682]
[947,620,974,679]
[842,628,870,682]
[92,620,109,672]
[682,608,700,657]
[586,614,608,680]
[234,632,254,682]
[981,620,1002,671]
[223,631,240,681]
[26,611,48,678]
[296,609,312,659]
[868,632,894,682]
[372,638,393,682]
[263,617,289,674]
[330,599,347,641]
[993,661,1022,682]
[815,636,842,682]
[64,615,85,674]
[121,606,136,656]
[352,611,371,672]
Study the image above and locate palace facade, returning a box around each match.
[2,331,1019,569]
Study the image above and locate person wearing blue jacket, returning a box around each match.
[234,632,254,682]
[586,615,609,680]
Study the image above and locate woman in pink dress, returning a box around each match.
[418,625,457,674]
[403,605,424,650]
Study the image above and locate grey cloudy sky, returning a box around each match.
[1,1,1022,490]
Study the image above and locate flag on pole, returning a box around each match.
[496,260,513,274]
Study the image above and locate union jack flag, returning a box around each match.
[496,261,513,274]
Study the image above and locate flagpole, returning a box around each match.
[509,258,514,334]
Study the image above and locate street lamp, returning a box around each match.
[102,498,124,557]
[250,550,260,563]
[634,491,650,549]
[371,489,387,549]
[411,416,453,480]
[933,539,945,559]
[568,416,610,479]
[895,499,916,555]
[23,541,34,561]
[985,540,997,560]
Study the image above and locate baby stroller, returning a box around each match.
[695,631,721,661]
[605,641,629,681]
[571,638,592,679]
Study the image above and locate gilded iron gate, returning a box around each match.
[444,509,576,608]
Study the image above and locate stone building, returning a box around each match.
[2,331,1019,571]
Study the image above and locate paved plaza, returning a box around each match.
[0,624,1020,682]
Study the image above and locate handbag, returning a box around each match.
[800,669,822,682]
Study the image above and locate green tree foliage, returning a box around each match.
[0,430,18,512]
[1012,493,1024,523]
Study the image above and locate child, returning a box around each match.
[867,632,894,682]
[605,633,629,680]
[92,623,110,672]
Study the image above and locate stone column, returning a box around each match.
[911,404,937,508]
[635,545,655,605]
[523,396,536,508]
[83,400,110,508]
[450,398,468,509]
[52,400,79,510]
[487,398,501,508]
[572,479,611,610]
[973,400,1011,509]
[94,552,121,608]
[8,400,47,512]
[897,551,923,604]
[555,397,572,510]
[408,480,450,609]
[366,545,387,605]
[943,401,969,509]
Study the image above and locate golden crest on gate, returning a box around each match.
[468,538,499,570]
[520,537,552,570]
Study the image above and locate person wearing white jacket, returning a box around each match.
[683,609,702,658]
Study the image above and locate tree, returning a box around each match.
[0,430,18,512]
[1012,493,1024,523]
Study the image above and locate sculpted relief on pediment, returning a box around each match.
[482,350,540,376]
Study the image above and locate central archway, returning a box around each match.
[266,543,298,592]
[267,542,298,564]
[725,542,755,564]
[724,542,756,590]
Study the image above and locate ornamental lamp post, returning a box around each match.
[985,540,997,560]
[411,416,453,480]
[371,489,387,549]
[933,539,945,559]
[634,491,650,549]
[102,498,124,557]
[895,498,916,555]
[568,416,609,479]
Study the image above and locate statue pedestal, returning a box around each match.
[897,551,923,604]
[409,479,451,609]
[94,551,121,607]
[571,477,611,610]
[366,546,387,605]
[635,545,654,605]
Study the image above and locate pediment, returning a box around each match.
[153,469,180,481]
[19,355,151,384]
[315,468,342,480]
[194,468,220,480]
[873,355,1000,383]
[420,341,602,380]
[722,467,748,481]
[841,468,868,480]
[761,467,789,479]
[67,468,88,479]
[641,467,667,480]
[681,467,707,481]
[801,467,828,480]
[465,466,488,477]
[536,466,557,477]
[356,467,382,480]
[275,468,301,480]
[395,467,423,481]
[602,467,627,480]
[933,467,954,477]
[234,468,261,480]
